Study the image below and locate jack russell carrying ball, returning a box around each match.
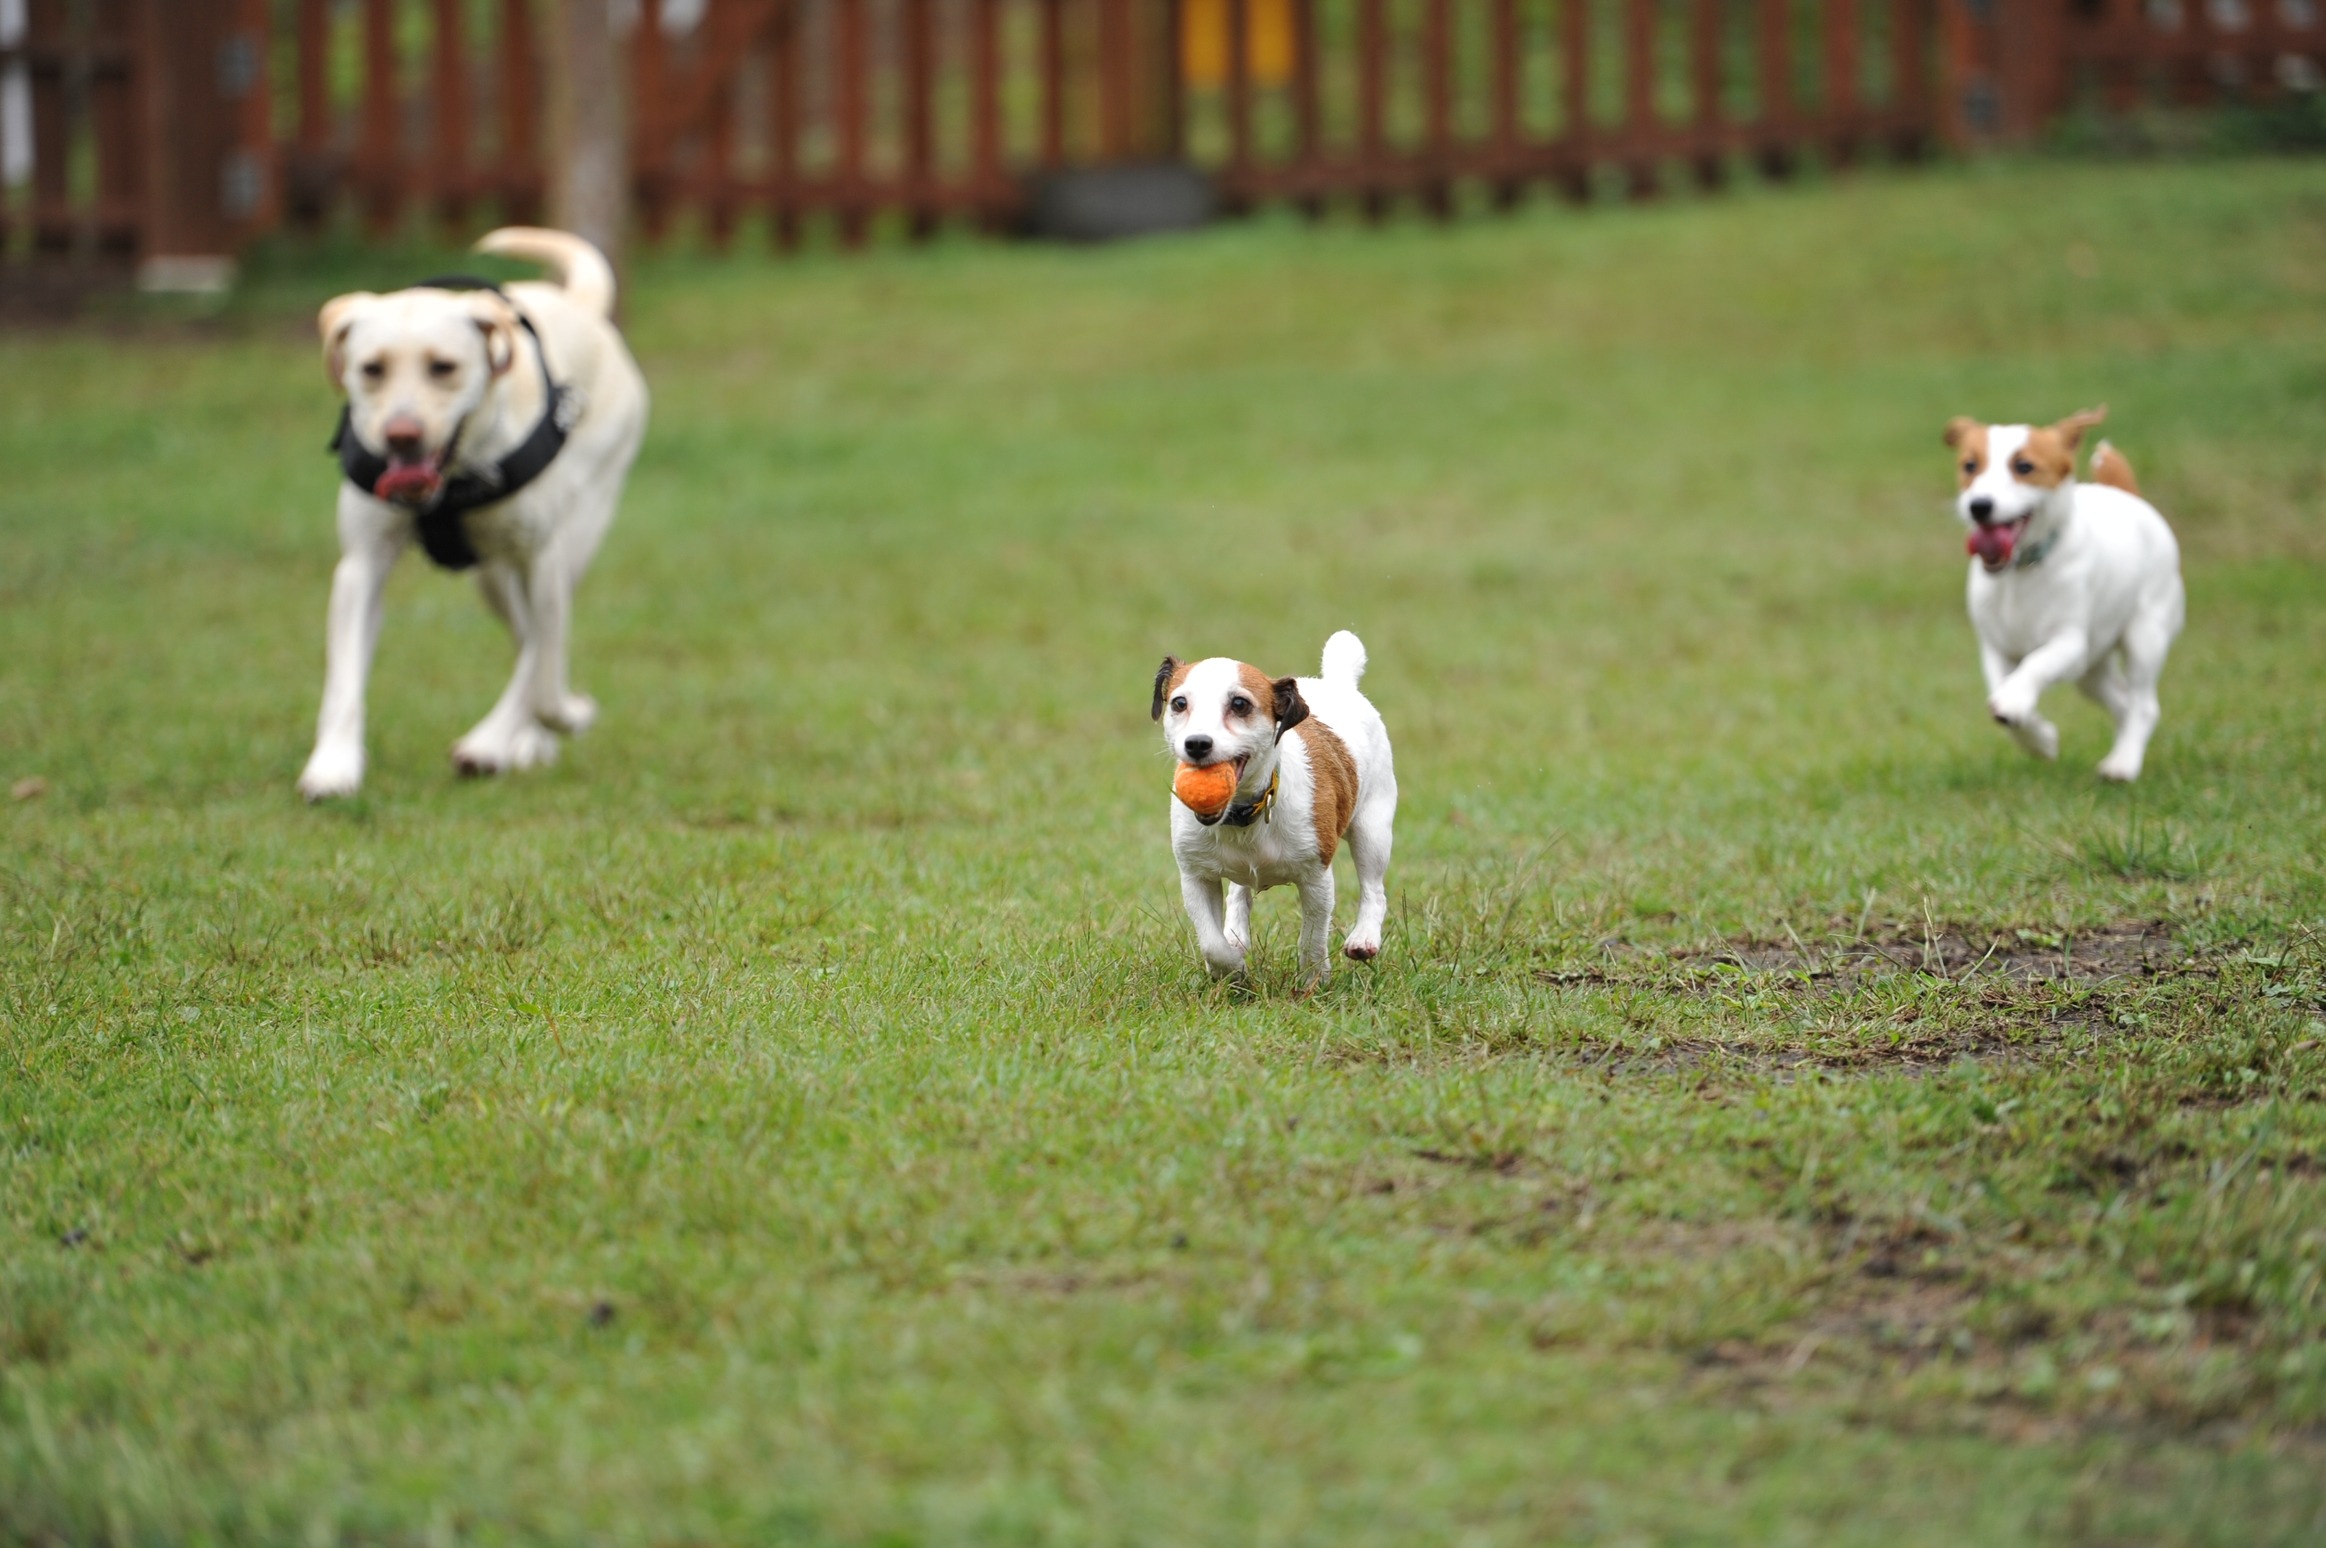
[1152,630,1397,984]
[1943,407,2185,783]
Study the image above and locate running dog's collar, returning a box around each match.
[1207,767,1280,829]
[327,275,580,572]
[2013,527,2058,571]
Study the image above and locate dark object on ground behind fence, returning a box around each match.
[3,0,2323,279]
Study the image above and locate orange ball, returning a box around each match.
[1173,760,1239,818]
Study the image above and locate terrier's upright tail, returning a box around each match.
[472,227,617,320]
[2089,440,2141,496]
[1320,630,1368,684]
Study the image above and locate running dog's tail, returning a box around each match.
[473,227,617,320]
[2089,440,2141,496]
[1320,630,1368,684]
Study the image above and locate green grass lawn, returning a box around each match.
[4,156,2325,1546]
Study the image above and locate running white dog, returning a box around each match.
[298,228,648,800]
[1943,407,2184,782]
[1152,630,1397,983]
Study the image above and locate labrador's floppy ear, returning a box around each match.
[317,292,374,391]
[1942,416,1981,450]
[1150,657,1180,722]
[463,290,521,377]
[1270,677,1310,736]
[2054,405,2107,452]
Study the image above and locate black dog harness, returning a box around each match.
[329,275,581,571]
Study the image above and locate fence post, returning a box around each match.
[136,0,266,284]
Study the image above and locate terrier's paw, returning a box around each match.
[538,692,598,735]
[296,744,364,802]
[1343,939,1380,962]
[2096,752,2143,784]
[1987,687,2038,727]
[451,722,561,778]
[1202,946,1248,980]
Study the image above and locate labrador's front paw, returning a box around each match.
[452,722,561,778]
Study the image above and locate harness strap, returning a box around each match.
[328,276,578,572]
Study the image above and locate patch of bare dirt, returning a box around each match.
[1547,920,2198,990]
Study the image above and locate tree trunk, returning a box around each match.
[544,0,625,279]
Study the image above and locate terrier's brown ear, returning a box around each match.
[318,293,374,391]
[1270,677,1310,737]
[1150,657,1180,722]
[1943,416,1981,450]
[2054,405,2108,452]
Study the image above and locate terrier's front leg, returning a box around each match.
[1223,882,1254,953]
[1985,632,2086,761]
[1296,865,1338,986]
[1180,872,1245,979]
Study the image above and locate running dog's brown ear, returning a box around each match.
[463,291,520,377]
[1151,656,1180,721]
[2054,405,2108,452]
[1271,677,1310,736]
[1942,416,1981,450]
[318,292,373,390]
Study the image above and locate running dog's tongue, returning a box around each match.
[374,461,444,505]
[1967,523,2017,568]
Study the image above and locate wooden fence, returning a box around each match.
[3,0,2322,271]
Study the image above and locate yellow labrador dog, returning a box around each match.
[298,228,648,800]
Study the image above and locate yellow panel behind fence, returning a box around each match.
[1181,0,1296,90]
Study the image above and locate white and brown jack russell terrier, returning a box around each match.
[1944,407,2185,783]
[1152,630,1397,984]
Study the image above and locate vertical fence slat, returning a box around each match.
[91,0,140,252]
[634,0,670,239]
[771,0,800,247]
[1558,0,1590,200]
[295,0,329,221]
[703,44,737,246]
[969,0,1001,219]
[2176,0,2216,107]
[432,0,470,225]
[1422,0,1453,214]
[1689,0,1723,185]
[359,0,398,231]
[1357,0,1387,215]
[28,0,71,252]
[836,0,868,243]
[499,0,540,221]
[1490,0,1520,202]
[1824,0,1859,163]
[1161,0,1186,159]
[1039,0,1066,163]
[1292,0,1320,205]
[1097,0,1128,159]
[1622,0,1657,197]
[1225,0,1253,206]
[1755,0,1793,176]
[1892,0,1931,155]
[905,0,937,233]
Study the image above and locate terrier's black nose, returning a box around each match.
[1968,495,1995,523]
[1183,735,1213,761]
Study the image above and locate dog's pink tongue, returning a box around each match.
[374,462,444,505]
[1967,524,2017,568]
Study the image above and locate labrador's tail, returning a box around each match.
[473,227,617,320]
